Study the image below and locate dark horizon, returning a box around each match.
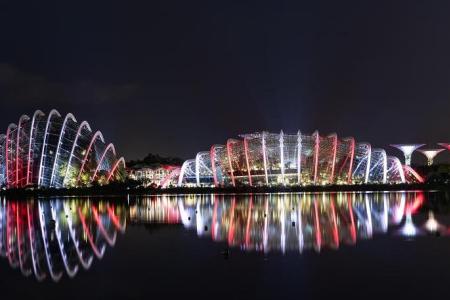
[1,1,449,164]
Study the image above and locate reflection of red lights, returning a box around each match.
[406,192,424,215]
[1,199,126,282]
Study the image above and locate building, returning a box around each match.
[128,165,180,188]
[177,131,424,187]
[0,109,126,189]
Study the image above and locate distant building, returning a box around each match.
[128,165,180,188]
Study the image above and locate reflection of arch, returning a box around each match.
[16,203,32,276]
[50,201,79,277]
[107,204,126,233]
[62,202,94,270]
[26,203,46,281]
[78,207,106,259]
[227,197,236,245]
[37,202,64,281]
[92,206,117,246]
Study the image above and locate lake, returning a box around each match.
[1,191,450,299]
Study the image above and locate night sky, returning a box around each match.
[1,1,449,163]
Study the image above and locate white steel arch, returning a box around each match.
[26,110,45,185]
[50,113,77,187]
[37,109,61,187]
[63,121,92,186]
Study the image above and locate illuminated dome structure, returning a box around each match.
[0,199,127,281]
[0,110,126,189]
[178,131,424,187]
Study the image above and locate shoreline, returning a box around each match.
[1,183,449,197]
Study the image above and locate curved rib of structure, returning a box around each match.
[178,131,414,187]
[438,143,450,151]
[0,110,126,189]
[418,149,445,166]
[390,144,425,166]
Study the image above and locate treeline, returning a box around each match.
[126,153,184,168]
[415,163,450,184]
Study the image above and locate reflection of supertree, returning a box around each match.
[131,192,425,254]
[0,199,127,281]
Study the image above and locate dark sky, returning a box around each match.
[0,1,449,163]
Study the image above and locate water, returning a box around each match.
[1,191,450,299]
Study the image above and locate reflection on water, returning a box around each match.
[130,192,427,253]
[0,191,447,282]
[0,198,127,282]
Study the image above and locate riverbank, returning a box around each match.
[1,182,450,197]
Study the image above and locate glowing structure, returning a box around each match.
[0,109,126,189]
[390,144,425,166]
[0,199,127,281]
[417,149,445,166]
[130,192,424,253]
[178,131,423,187]
[438,143,450,152]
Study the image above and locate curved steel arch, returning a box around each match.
[50,113,77,188]
[63,121,92,186]
[403,165,425,183]
[159,166,180,188]
[15,115,30,188]
[5,123,18,188]
[106,157,126,183]
[226,139,236,187]
[26,110,45,186]
[91,143,116,183]
[76,131,105,185]
[37,109,62,187]
[328,133,338,183]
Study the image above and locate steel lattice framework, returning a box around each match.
[178,131,424,187]
[0,109,126,189]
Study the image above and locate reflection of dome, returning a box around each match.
[130,192,425,254]
[0,199,126,281]
[178,131,424,187]
[0,110,126,189]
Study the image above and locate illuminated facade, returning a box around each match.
[128,165,180,187]
[390,144,425,166]
[178,131,423,187]
[0,110,126,189]
[417,149,445,166]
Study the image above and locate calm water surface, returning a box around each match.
[1,191,450,299]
